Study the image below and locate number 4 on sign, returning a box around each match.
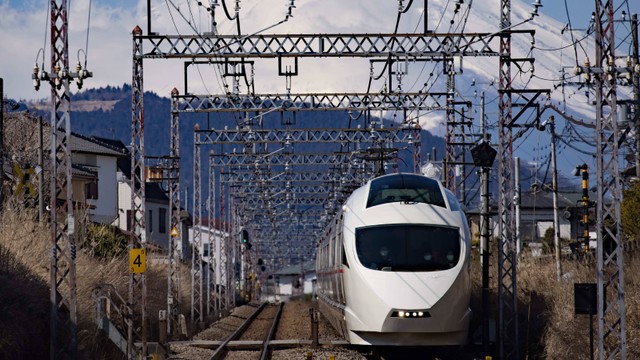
[130,249,146,273]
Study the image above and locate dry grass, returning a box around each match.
[2,201,639,358]
[470,249,640,359]
[0,203,193,359]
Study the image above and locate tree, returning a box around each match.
[621,181,640,242]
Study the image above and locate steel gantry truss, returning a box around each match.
[594,1,627,358]
[175,92,448,112]
[140,32,530,58]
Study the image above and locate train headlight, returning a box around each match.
[391,309,431,318]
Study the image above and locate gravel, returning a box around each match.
[170,300,357,359]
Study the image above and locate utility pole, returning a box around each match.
[0,78,4,210]
[632,14,639,179]
[514,157,521,256]
[477,91,494,357]
[549,116,562,281]
[38,116,45,223]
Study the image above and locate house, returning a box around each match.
[67,134,127,224]
[266,260,316,301]
[467,188,591,248]
[188,223,228,285]
[1,112,127,225]
[114,154,191,259]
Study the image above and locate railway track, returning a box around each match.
[207,302,283,360]
[169,300,357,360]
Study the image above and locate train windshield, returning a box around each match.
[355,224,460,272]
[366,174,446,208]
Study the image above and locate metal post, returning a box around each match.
[192,125,204,328]
[0,78,4,211]
[549,116,562,280]
[130,25,148,359]
[38,116,45,223]
[47,1,79,357]
[594,1,626,357]
[168,88,181,337]
[515,157,521,256]
[497,0,519,358]
[580,165,590,251]
[632,14,639,179]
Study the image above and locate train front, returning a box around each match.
[341,173,472,346]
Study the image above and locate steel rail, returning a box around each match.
[260,302,285,360]
[207,302,267,360]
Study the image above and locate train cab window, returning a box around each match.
[444,189,461,211]
[355,224,460,272]
[366,174,446,208]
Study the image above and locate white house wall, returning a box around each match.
[115,171,170,250]
[536,220,571,239]
[115,173,131,230]
[189,225,226,285]
[88,154,119,224]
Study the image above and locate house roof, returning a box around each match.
[67,131,128,157]
[4,113,127,157]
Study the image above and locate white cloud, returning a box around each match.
[1,0,633,143]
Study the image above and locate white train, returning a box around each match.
[315,172,472,346]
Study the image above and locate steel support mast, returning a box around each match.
[497,0,519,358]
[192,126,204,328]
[48,1,77,358]
[168,88,182,337]
[129,25,147,358]
[594,1,627,358]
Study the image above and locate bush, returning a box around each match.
[84,223,128,258]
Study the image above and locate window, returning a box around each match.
[159,208,167,234]
[148,209,153,232]
[366,174,446,208]
[203,243,210,257]
[85,180,98,200]
[355,224,460,272]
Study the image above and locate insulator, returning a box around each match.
[33,63,40,91]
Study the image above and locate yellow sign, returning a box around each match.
[170,227,179,237]
[13,163,36,197]
[129,249,146,273]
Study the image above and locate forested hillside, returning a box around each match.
[21,85,578,209]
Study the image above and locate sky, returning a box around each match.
[2,0,637,102]
[1,0,639,178]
